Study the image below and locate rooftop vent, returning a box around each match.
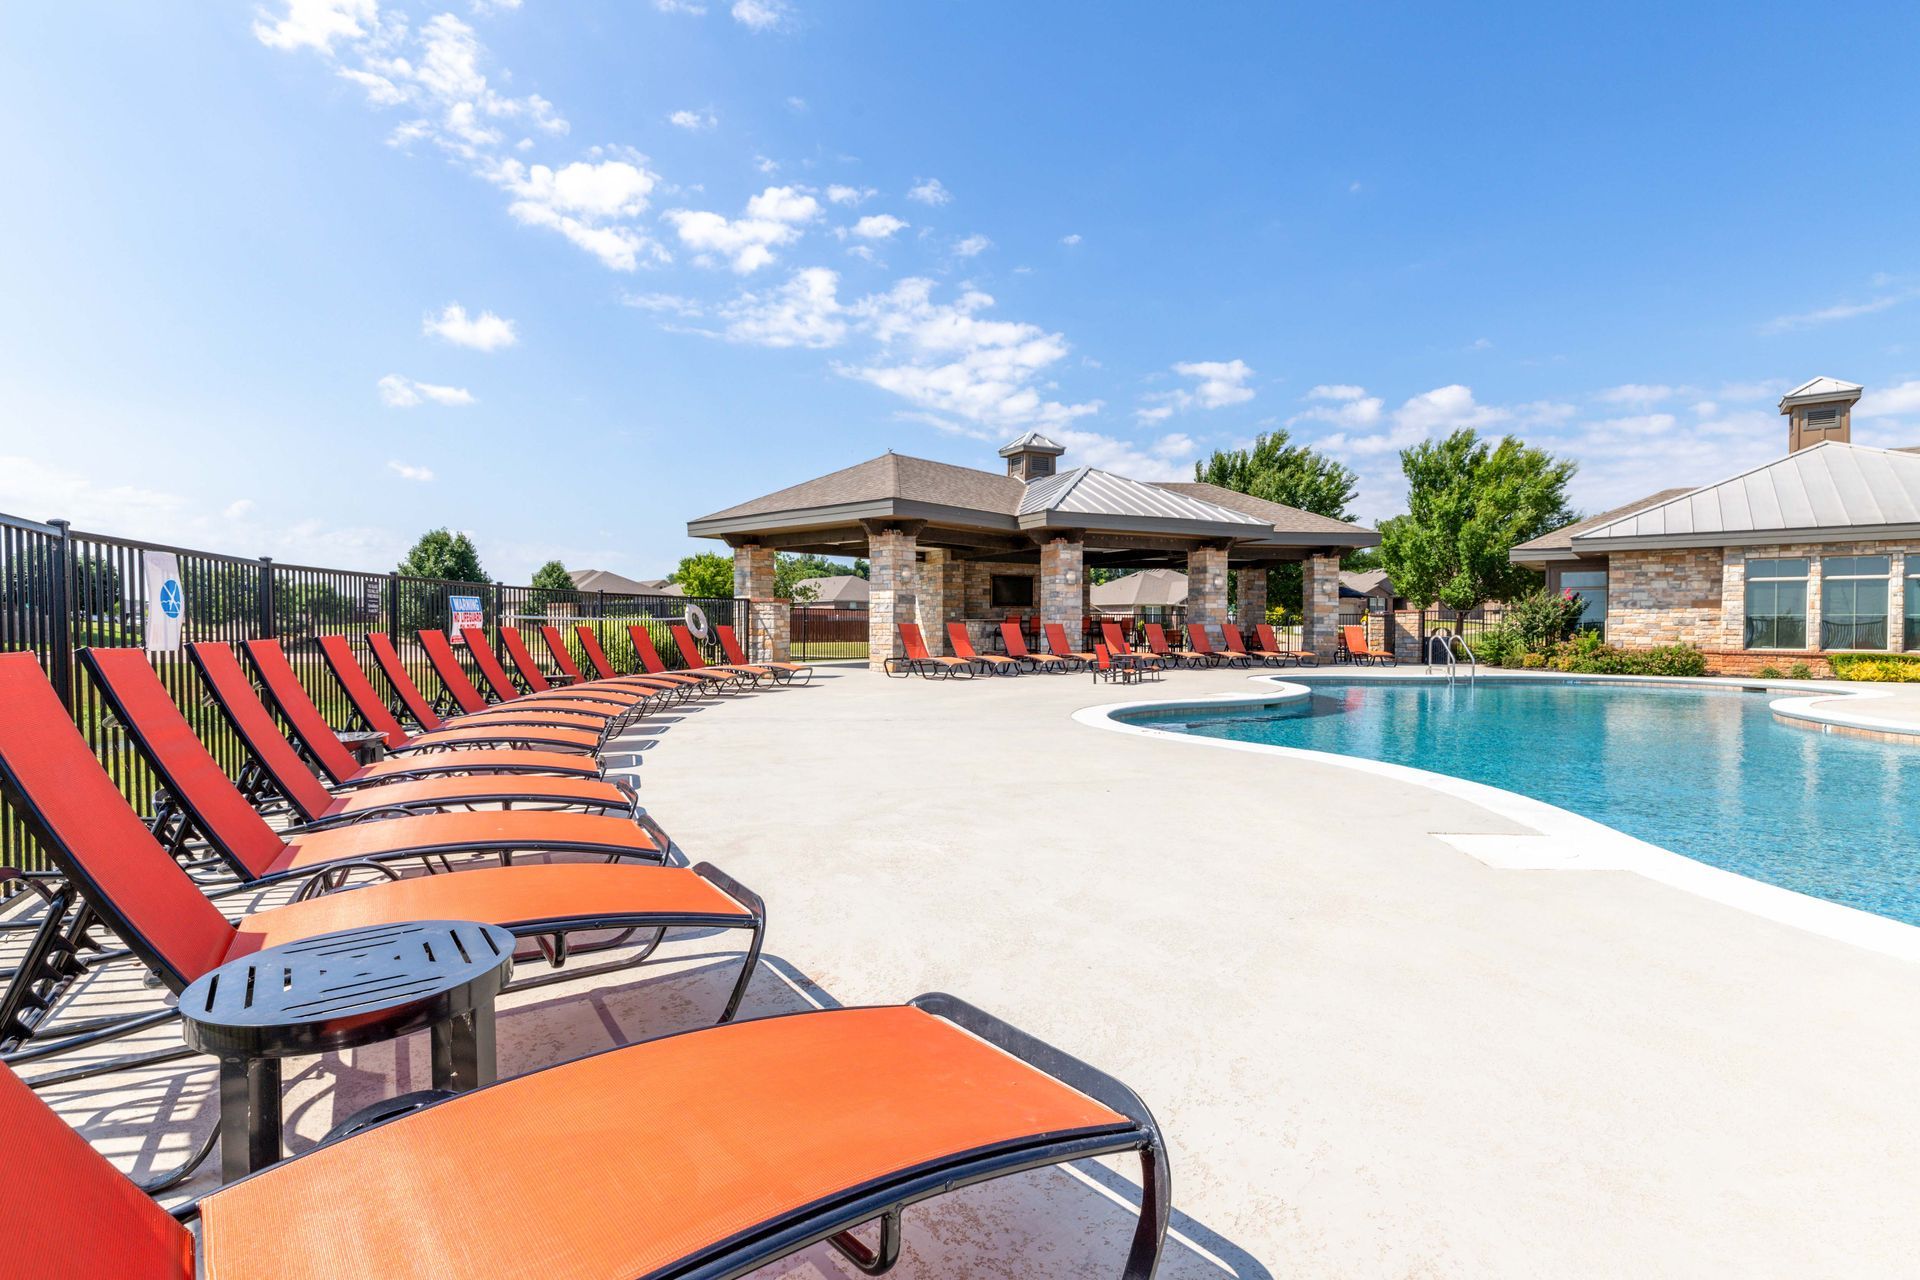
[1778,376,1863,453]
[998,431,1066,483]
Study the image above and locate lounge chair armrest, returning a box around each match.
[320,1088,460,1146]
[693,861,766,924]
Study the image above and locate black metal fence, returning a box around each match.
[791,606,868,659]
[1,511,736,875]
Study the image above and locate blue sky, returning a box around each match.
[2,1,1917,581]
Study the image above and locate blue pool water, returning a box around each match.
[1127,680,1920,926]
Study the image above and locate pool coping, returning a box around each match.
[1075,672,1920,965]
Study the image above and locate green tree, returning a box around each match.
[530,559,573,593]
[1377,430,1577,612]
[1193,429,1358,519]
[396,528,489,584]
[669,551,735,599]
[1194,429,1359,611]
[774,552,865,602]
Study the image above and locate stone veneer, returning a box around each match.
[1236,568,1267,630]
[731,541,789,663]
[1185,546,1229,639]
[1300,553,1341,659]
[866,527,919,672]
[1040,537,1084,634]
[1605,541,1912,674]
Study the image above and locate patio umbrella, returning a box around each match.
[1089,568,1188,612]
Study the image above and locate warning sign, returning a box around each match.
[449,594,484,630]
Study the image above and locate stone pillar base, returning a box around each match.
[747,598,790,663]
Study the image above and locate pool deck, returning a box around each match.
[17,662,1920,1277]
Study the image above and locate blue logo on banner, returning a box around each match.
[159,579,183,619]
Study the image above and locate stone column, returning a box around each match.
[1301,552,1341,660]
[1186,544,1230,642]
[1040,535,1084,641]
[748,598,791,663]
[919,548,964,654]
[866,524,919,672]
[732,541,775,601]
[1891,551,1907,653]
[731,541,789,662]
[1236,567,1268,627]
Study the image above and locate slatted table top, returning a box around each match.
[180,920,514,1059]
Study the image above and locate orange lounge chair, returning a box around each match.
[1185,623,1248,669]
[545,624,704,698]
[1340,623,1397,666]
[717,623,812,685]
[501,626,686,702]
[0,988,1166,1280]
[671,622,769,685]
[617,623,738,690]
[1255,622,1318,668]
[456,628,665,719]
[1143,623,1206,669]
[1044,621,1097,669]
[885,622,975,678]
[946,622,1020,676]
[0,651,759,1004]
[1001,619,1068,672]
[1221,622,1290,667]
[1102,622,1167,672]
[84,649,669,881]
[345,633,638,744]
[1091,642,1141,684]
[411,631,635,742]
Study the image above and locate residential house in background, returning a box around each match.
[568,568,685,597]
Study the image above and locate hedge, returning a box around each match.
[1828,652,1920,682]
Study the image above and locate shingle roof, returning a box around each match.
[1572,442,1920,548]
[568,568,684,596]
[1511,488,1698,557]
[692,453,1024,523]
[793,574,869,604]
[1340,569,1393,597]
[1018,468,1266,525]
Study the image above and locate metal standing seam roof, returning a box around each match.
[1572,442,1920,548]
[1015,467,1267,525]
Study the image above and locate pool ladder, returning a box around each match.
[1426,631,1478,683]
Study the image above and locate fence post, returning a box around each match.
[490,582,502,638]
[47,518,73,709]
[597,589,607,621]
[257,557,275,639]
[385,573,400,642]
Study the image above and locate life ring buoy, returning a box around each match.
[683,603,710,640]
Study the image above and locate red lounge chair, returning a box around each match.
[1186,623,1248,669]
[501,626,682,702]
[85,649,668,879]
[544,625,702,698]
[1102,621,1167,672]
[195,642,604,787]
[617,623,737,690]
[946,622,1020,675]
[1143,623,1205,669]
[1341,623,1397,666]
[1255,622,1318,668]
[347,633,633,744]
[411,631,634,739]
[1001,620,1068,672]
[717,623,813,685]
[1222,622,1289,667]
[885,622,974,678]
[1091,642,1140,684]
[671,622,769,685]
[0,991,1165,1280]
[1044,621,1097,670]
[0,651,759,1004]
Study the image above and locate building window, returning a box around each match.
[1559,569,1607,634]
[1744,557,1808,650]
[1821,555,1890,650]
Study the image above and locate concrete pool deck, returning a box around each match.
[14,661,1920,1277]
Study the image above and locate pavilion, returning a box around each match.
[688,432,1375,669]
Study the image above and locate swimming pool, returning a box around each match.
[1125,679,1920,926]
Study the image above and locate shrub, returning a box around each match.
[1641,645,1708,677]
[1508,588,1589,652]
[1469,623,1523,667]
[1539,640,1708,677]
[1753,665,1783,679]
[1520,652,1547,669]
[1828,652,1920,682]
[1265,604,1300,627]
[1788,662,1814,681]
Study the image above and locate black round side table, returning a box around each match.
[335,728,388,766]
[179,919,514,1183]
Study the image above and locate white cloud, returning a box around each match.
[1761,286,1918,335]
[1856,380,1920,420]
[753,154,780,174]
[668,108,716,131]
[1597,383,1680,406]
[1060,233,1082,246]
[224,499,257,520]
[663,184,820,273]
[953,233,991,258]
[844,213,906,240]
[1288,384,1384,430]
[253,0,375,52]
[906,177,951,206]
[1309,384,1368,401]
[491,154,664,269]
[719,267,847,348]
[785,95,807,112]
[387,460,437,481]
[470,0,521,14]
[827,184,875,205]
[1136,359,1257,421]
[654,0,707,12]
[622,291,704,317]
[730,0,790,30]
[378,374,476,407]
[423,302,518,351]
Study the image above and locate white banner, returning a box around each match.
[143,550,185,653]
